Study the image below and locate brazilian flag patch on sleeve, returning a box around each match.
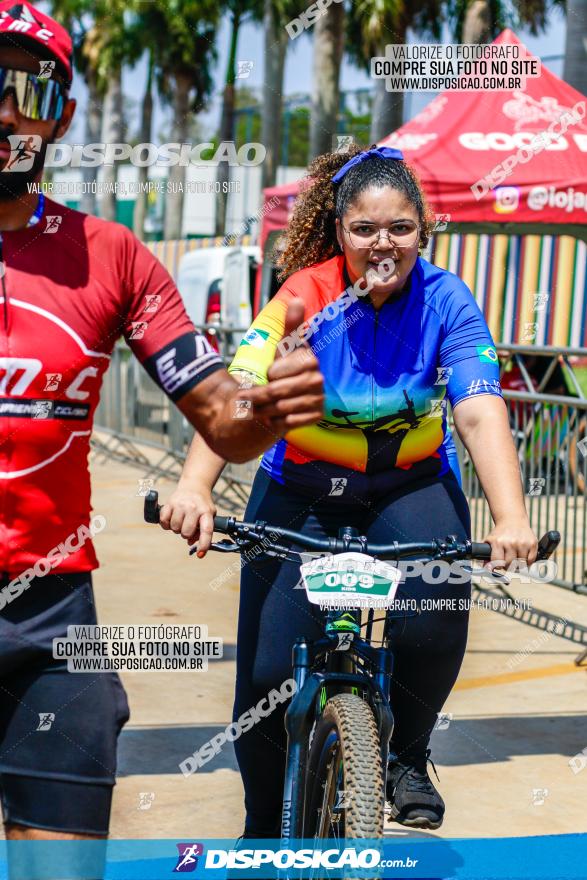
[242,328,270,348]
[476,345,498,364]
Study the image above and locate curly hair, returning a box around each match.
[275,144,435,280]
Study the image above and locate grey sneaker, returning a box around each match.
[386,749,445,829]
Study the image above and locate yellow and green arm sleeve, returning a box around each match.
[228,290,294,385]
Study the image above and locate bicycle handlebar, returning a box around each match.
[144,490,560,563]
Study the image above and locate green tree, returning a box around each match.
[280,105,309,166]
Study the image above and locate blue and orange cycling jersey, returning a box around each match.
[229,254,502,499]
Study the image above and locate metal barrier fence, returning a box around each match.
[93,331,258,505]
[93,334,587,592]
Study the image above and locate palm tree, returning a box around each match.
[346,0,442,143]
[132,50,154,239]
[309,3,345,159]
[448,0,564,44]
[124,1,160,239]
[76,25,104,216]
[144,0,219,239]
[563,0,587,95]
[260,0,289,188]
[47,0,105,215]
[49,0,135,220]
[260,0,312,186]
[450,0,505,42]
[96,0,131,222]
[100,75,124,222]
[214,0,263,235]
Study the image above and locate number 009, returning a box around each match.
[324,572,374,588]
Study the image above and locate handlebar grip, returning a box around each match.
[144,489,161,524]
[213,515,231,533]
[470,541,492,559]
[471,531,560,563]
[537,530,561,560]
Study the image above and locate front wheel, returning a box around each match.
[303,693,385,840]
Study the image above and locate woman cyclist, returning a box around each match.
[162,145,538,834]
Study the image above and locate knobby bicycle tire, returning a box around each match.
[304,693,384,841]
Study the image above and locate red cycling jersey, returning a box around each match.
[0,198,224,576]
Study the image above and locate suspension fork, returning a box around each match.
[281,637,311,844]
[374,645,394,773]
[377,618,395,773]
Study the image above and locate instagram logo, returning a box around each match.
[494,186,520,214]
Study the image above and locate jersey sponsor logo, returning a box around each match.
[242,328,269,348]
[0,299,109,479]
[154,332,223,398]
[0,398,89,419]
[477,344,498,363]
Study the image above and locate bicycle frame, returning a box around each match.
[142,490,560,843]
[281,608,394,843]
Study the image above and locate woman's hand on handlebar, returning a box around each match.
[483,517,539,570]
[158,483,216,556]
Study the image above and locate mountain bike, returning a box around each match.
[144,490,560,842]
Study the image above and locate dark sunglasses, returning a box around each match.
[0,67,66,121]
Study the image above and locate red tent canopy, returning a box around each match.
[259,28,587,248]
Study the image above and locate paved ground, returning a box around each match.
[8,454,587,842]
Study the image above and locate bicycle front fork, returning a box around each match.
[281,637,312,845]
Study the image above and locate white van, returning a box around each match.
[177,246,260,355]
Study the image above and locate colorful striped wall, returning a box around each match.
[146,235,253,281]
[429,233,587,347]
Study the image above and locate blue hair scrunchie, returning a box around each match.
[331,146,404,184]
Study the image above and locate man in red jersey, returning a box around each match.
[0,0,323,858]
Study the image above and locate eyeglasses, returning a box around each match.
[0,67,66,121]
[341,220,420,249]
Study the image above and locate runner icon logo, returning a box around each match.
[44,216,63,234]
[37,713,55,731]
[173,843,204,873]
[3,135,42,173]
[38,60,55,79]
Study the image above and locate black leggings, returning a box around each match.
[233,467,471,835]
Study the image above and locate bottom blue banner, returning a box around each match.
[0,834,585,879]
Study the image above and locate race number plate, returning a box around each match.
[300,553,401,609]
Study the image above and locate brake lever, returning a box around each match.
[463,565,511,587]
[470,565,511,586]
[189,539,242,555]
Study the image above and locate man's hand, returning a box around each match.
[237,299,324,434]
